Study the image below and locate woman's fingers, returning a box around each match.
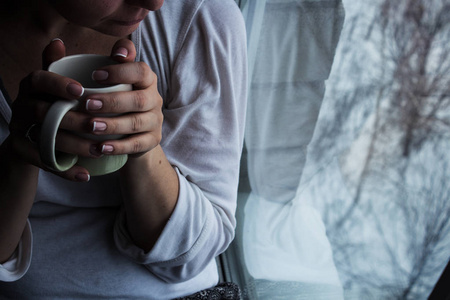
[10,71,85,138]
[96,131,162,157]
[109,38,137,62]
[42,38,66,70]
[89,110,163,135]
[92,61,156,90]
[54,130,103,157]
[12,100,91,135]
[9,130,91,182]
[84,88,162,114]
[94,38,149,88]
[23,70,84,100]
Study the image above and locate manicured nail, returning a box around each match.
[101,145,114,154]
[67,83,84,97]
[113,47,128,58]
[92,70,109,81]
[86,99,103,111]
[93,121,107,132]
[51,38,64,45]
[75,173,90,182]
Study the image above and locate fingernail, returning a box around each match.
[75,173,90,182]
[101,145,114,154]
[51,38,64,45]
[113,47,128,58]
[86,99,103,111]
[92,70,109,81]
[93,121,107,132]
[67,83,84,97]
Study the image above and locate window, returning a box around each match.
[223,0,450,299]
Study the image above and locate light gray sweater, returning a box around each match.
[0,0,247,298]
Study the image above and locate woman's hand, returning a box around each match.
[87,39,163,159]
[7,39,92,181]
[8,38,163,182]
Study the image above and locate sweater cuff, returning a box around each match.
[0,220,32,282]
[114,167,212,266]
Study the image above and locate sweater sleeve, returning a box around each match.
[0,82,32,283]
[114,0,247,283]
[0,220,32,282]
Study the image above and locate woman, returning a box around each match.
[0,0,247,298]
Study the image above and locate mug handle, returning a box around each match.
[39,100,79,172]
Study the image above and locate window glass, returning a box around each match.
[225,0,450,299]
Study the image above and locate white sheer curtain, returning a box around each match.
[233,0,346,298]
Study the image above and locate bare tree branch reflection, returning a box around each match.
[302,0,450,298]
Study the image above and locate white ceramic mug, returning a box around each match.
[40,54,132,176]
